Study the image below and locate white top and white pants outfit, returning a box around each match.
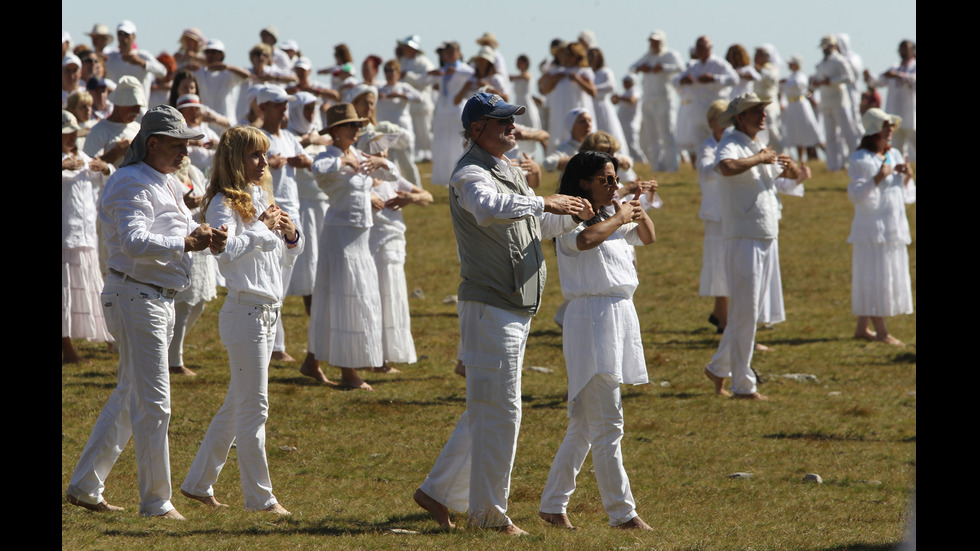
[67,161,196,516]
[705,130,803,396]
[418,145,576,528]
[181,186,302,510]
[630,49,683,171]
[867,61,916,162]
[814,53,862,170]
[539,211,649,526]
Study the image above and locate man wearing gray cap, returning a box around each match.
[66,105,227,520]
[413,93,590,535]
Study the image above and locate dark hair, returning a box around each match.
[558,151,618,225]
[169,70,197,107]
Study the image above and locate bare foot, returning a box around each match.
[854,330,877,341]
[271,350,296,362]
[454,360,466,378]
[613,516,652,530]
[539,511,576,529]
[299,354,337,385]
[754,343,772,352]
[370,363,401,374]
[151,509,186,520]
[170,365,197,377]
[875,334,905,347]
[339,368,374,391]
[704,368,732,397]
[733,392,769,401]
[414,488,455,528]
[181,489,228,508]
[489,524,528,536]
[258,503,291,515]
[63,338,84,364]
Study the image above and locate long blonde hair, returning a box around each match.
[203,126,272,223]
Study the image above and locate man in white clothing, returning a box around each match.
[864,40,915,161]
[812,35,862,171]
[83,75,145,168]
[629,31,683,171]
[413,92,589,536]
[677,36,739,155]
[66,105,227,519]
[104,20,166,103]
[704,93,809,400]
[194,39,249,130]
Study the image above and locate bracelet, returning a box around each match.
[284,228,300,245]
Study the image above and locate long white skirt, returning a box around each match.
[307,225,383,368]
[699,220,728,297]
[287,197,328,297]
[851,242,914,317]
[373,233,417,364]
[63,247,113,342]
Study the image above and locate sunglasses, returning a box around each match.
[482,116,515,126]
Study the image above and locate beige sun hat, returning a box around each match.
[108,75,146,107]
[861,108,902,136]
[469,45,497,65]
[319,103,369,134]
[706,99,729,125]
[717,92,771,127]
[86,23,114,43]
[63,110,81,134]
[476,32,498,48]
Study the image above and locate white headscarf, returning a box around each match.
[287,91,319,135]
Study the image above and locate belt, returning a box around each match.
[226,290,282,311]
[108,268,179,299]
[787,95,803,102]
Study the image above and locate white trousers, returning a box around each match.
[67,275,176,516]
[821,105,861,171]
[640,97,678,172]
[419,301,530,527]
[168,299,206,367]
[706,238,778,396]
[273,263,293,353]
[181,292,279,510]
[540,374,638,526]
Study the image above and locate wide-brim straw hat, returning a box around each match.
[717,92,771,127]
[320,103,369,134]
[861,108,902,137]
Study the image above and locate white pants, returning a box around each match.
[706,238,779,396]
[821,104,861,171]
[273,263,293,353]
[67,275,176,516]
[540,374,638,526]
[640,97,678,172]
[181,292,280,510]
[418,301,530,527]
[168,299,206,367]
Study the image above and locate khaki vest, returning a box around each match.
[449,144,545,315]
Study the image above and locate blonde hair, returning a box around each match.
[203,126,272,223]
[579,130,621,156]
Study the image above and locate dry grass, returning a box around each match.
[63,159,915,550]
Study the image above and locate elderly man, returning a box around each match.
[629,31,683,172]
[66,105,227,519]
[83,75,145,168]
[413,92,590,535]
[104,21,166,102]
[812,35,861,171]
[397,34,437,162]
[85,23,114,59]
[864,40,916,162]
[677,35,739,157]
[703,93,809,400]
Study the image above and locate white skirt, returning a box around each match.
[174,251,217,306]
[373,234,417,364]
[63,247,113,342]
[851,242,914,317]
[287,197,328,297]
[674,101,700,151]
[308,225,383,368]
[699,220,728,297]
[782,100,822,148]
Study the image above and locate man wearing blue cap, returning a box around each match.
[413,93,591,535]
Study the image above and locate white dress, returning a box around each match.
[847,148,915,317]
[428,61,475,186]
[592,67,629,152]
[307,146,387,367]
[370,177,418,364]
[545,66,596,150]
[696,134,727,297]
[780,71,822,148]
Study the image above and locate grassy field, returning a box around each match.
[62,158,915,550]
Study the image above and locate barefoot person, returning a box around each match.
[180,126,300,515]
[703,93,809,400]
[413,92,591,535]
[66,105,225,519]
[538,152,655,531]
[847,108,914,346]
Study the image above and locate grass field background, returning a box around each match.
[62,158,916,550]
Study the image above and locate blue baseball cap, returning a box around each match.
[461,92,526,129]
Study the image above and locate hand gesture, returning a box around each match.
[543,194,590,215]
[184,223,213,252]
[267,154,286,169]
[756,147,777,165]
[62,156,85,171]
[209,224,228,254]
[277,211,298,243]
[384,191,413,211]
[258,204,282,231]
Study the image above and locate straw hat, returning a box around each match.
[319,103,368,134]
[717,92,771,127]
[861,108,902,136]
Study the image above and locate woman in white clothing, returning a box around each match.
[538,42,596,151]
[697,100,730,332]
[62,110,114,363]
[780,56,823,162]
[299,103,393,390]
[426,41,474,186]
[847,108,914,346]
[377,58,423,184]
[539,151,655,531]
[510,54,544,160]
[181,125,300,515]
[587,48,629,154]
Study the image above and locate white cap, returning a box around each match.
[117,20,137,35]
[204,39,225,52]
[257,85,295,105]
